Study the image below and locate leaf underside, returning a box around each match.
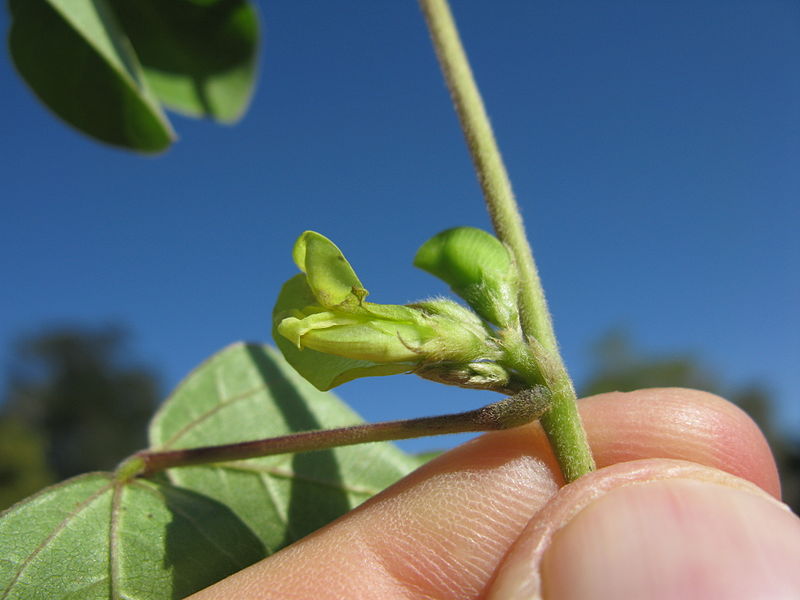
[110,0,259,123]
[7,0,258,152]
[0,473,264,600]
[0,343,418,599]
[8,0,174,152]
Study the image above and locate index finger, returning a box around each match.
[188,388,780,599]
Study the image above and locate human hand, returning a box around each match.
[188,389,800,599]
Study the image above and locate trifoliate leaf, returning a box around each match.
[0,343,419,599]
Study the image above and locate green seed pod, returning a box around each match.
[414,227,519,328]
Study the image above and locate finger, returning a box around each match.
[488,459,800,600]
[579,388,780,496]
[188,388,780,600]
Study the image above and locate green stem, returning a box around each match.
[419,0,594,481]
[126,392,550,478]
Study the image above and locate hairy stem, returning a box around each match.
[126,391,551,478]
[419,0,594,481]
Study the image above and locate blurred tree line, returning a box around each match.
[0,327,797,513]
[581,331,800,512]
[0,326,158,509]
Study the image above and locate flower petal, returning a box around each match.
[292,231,366,309]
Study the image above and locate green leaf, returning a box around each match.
[0,472,265,599]
[8,0,175,152]
[292,231,367,309]
[149,343,419,549]
[0,343,418,598]
[414,227,519,327]
[273,274,411,390]
[108,0,259,123]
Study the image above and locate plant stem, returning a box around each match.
[419,0,594,481]
[128,392,550,477]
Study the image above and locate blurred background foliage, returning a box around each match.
[0,325,797,513]
[0,325,159,508]
[582,330,800,512]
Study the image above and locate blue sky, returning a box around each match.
[1,1,798,452]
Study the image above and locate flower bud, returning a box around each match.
[414,361,522,393]
[414,227,519,328]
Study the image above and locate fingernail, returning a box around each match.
[489,463,800,599]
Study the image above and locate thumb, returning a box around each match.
[488,459,800,600]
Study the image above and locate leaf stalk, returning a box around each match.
[129,390,551,477]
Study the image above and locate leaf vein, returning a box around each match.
[256,470,290,531]
[0,478,113,600]
[155,382,270,450]
[108,480,124,600]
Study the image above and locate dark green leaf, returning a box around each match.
[109,0,259,123]
[8,0,174,152]
[0,472,264,599]
[149,343,418,550]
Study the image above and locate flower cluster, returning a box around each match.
[273,229,521,392]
